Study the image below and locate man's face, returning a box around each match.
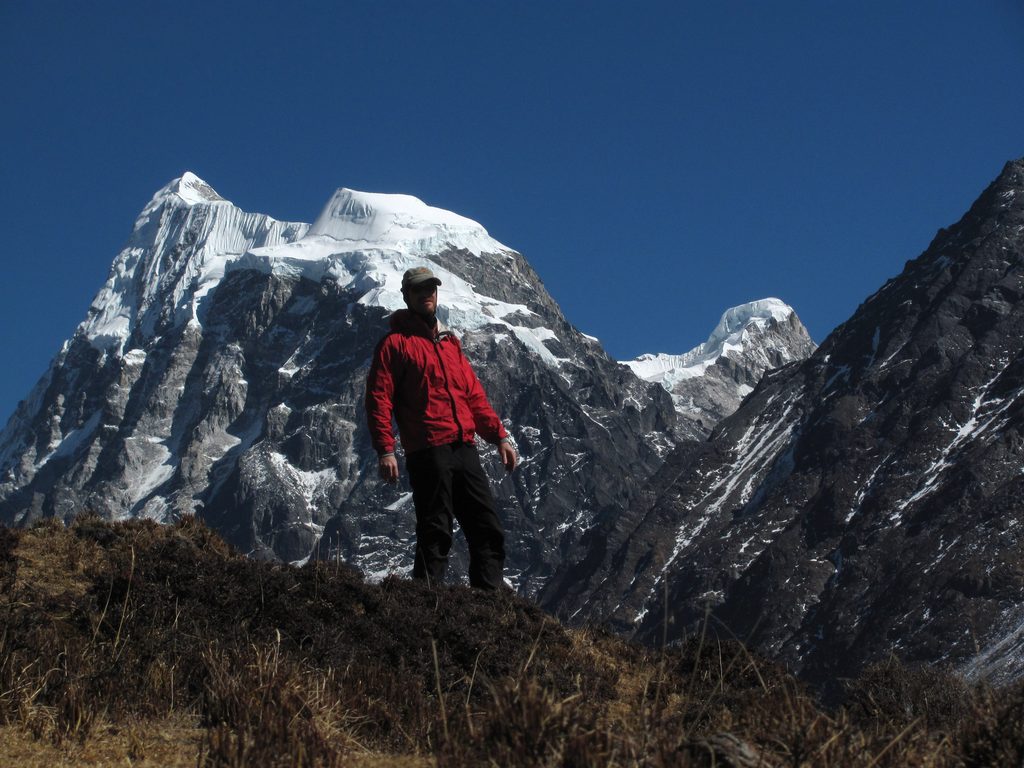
[404,282,438,317]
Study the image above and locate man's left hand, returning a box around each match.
[498,441,517,472]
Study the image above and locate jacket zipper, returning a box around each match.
[433,335,464,443]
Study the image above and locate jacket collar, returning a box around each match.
[389,309,452,340]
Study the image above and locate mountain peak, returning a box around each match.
[999,156,1024,183]
[627,298,810,381]
[704,298,797,353]
[175,172,225,204]
[307,188,506,255]
[623,297,815,438]
[150,172,226,207]
[83,174,306,351]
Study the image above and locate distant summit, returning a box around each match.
[308,188,500,254]
[171,171,226,204]
[625,298,816,438]
[82,173,306,351]
[140,172,227,217]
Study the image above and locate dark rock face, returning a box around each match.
[545,159,1024,686]
[0,178,682,599]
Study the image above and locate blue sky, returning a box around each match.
[2,1,1022,424]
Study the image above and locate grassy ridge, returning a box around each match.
[0,517,1022,766]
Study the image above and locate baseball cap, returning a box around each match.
[402,266,442,291]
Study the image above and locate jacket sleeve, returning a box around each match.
[459,346,508,444]
[365,336,398,455]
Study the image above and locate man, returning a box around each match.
[365,266,517,590]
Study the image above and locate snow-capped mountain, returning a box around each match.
[544,159,1024,688]
[82,173,309,351]
[0,173,686,596]
[624,299,816,438]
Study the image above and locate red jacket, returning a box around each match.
[365,309,508,455]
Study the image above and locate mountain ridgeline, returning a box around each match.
[544,159,1024,689]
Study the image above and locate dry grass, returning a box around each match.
[0,713,202,767]
[1,516,1022,766]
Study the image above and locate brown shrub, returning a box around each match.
[958,681,1024,767]
[844,655,974,731]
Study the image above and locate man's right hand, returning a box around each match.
[379,454,399,483]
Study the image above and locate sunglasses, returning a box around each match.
[407,282,438,294]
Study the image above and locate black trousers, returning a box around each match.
[405,441,505,590]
